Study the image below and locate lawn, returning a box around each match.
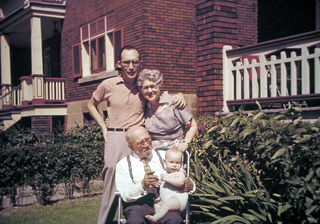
[0,195,104,224]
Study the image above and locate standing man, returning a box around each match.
[88,45,185,224]
[115,126,184,224]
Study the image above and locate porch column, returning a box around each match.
[0,35,12,109]
[31,74,45,104]
[30,17,44,104]
[20,76,33,106]
[31,17,43,75]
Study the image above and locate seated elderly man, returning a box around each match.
[115,126,184,224]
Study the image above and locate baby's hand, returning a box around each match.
[161,173,168,182]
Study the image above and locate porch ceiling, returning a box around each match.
[0,2,65,48]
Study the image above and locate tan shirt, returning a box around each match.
[93,75,145,128]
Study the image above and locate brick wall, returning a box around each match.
[62,0,257,116]
[61,0,197,103]
[196,0,257,115]
[31,116,51,134]
[138,0,196,93]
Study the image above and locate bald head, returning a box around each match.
[126,126,149,144]
[126,126,153,159]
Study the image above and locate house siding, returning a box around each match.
[61,0,256,121]
[61,0,197,128]
[196,0,257,115]
[31,116,51,133]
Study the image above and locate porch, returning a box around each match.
[0,76,67,130]
[222,30,320,121]
[0,0,66,131]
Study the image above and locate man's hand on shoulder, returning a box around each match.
[172,93,186,110]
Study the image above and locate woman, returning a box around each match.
[137,68,197,152]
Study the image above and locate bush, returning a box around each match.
[0,124,104,206]
[191,152,276,223]
[190,104,320,223]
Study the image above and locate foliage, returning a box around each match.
[0,124,104,206]
[190,104,320,223]
[190,151,277,223]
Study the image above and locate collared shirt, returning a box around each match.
[145,91,193,141]
[93,75,145,128]
[115,150,166,203]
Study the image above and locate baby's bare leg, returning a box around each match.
[152,196,162,214]
[145,198,181,223]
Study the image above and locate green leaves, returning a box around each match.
[0,124,104,205]
[191,105,320,223]
[190,152,276,223]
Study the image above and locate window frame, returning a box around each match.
[90,34,106,73]
[72,43,82,78]
[75,13,122,78]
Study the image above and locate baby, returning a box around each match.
[145,148,193,222]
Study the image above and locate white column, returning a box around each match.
[1,35,11,84]
[0,35,12,109]
[30,17,43,75]
[222,45,233,112]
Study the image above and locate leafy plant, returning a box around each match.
[190,151,277,223]
[0,124,104,206]
[190,104,320,223]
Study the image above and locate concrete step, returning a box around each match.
[0,109,22,130]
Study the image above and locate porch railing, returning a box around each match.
[12,85,22,106]
[0,77,65,110]
[223,30,320,112]
[44,78,65,102]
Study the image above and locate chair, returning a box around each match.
[116,151,192,224]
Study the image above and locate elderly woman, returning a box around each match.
[137,68,197,152]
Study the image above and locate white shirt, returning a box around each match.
[115,150,166,203]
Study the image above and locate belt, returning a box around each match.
[107,127,128,132]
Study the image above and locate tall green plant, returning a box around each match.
[190,151,277,223]
[190,104,320,223]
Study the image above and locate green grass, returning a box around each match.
[0,195,103,224]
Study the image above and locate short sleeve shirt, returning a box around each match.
[144,91,193,141]
[92,75,145,128]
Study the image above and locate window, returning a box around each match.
[83,113,95,125]
[90,36,106,72]
[72,44,81,77]
[73,14,122,77]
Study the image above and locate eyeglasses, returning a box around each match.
[135,137,151,147]
[141,84,159,92]
[121,60,141,67]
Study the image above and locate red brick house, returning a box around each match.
[61,0,198,129]
[0,0,319,132]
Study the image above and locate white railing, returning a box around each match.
[44,78,65,101]
[0,85,21,108]
[12,86,22,106]
[0,77,65,109]
[223,30,320,112]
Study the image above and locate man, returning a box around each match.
[115,126,184,224]
[87,45,185,224]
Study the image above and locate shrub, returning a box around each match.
[190,151,277,223]
[190,104,320,223]
[0,124,104,206]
